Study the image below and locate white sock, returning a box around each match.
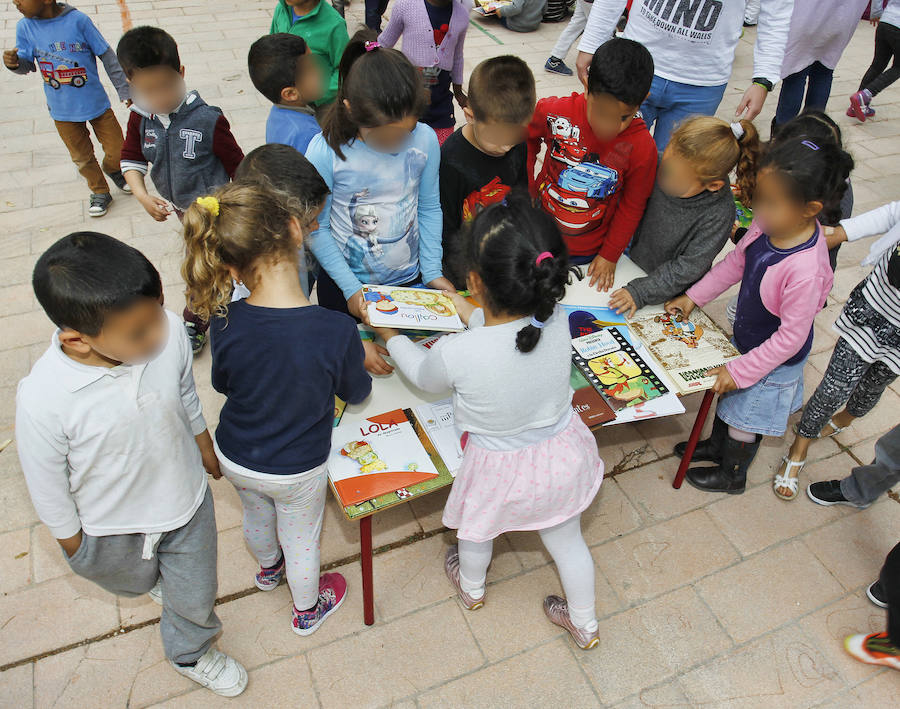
[568,603,598,632]
[458,570,485,600]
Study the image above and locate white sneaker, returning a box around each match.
[148,579,162,605]
[171,648,248,697]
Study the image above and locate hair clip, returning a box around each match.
[529,316,546,329]
[801,140,820,151]
[730,122,745,141]
[364,40,381,52]
[195,195,219,217]
[535,251,553,265]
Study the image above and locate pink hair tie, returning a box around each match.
[365,40,381,52]
[535,251,553,265]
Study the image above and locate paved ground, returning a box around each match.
[1,2,900,707]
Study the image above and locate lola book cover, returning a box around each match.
[363,285,465,332]
[328,409,441,507]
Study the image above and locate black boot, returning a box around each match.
[685,435,761,494]
[674,414,728,463]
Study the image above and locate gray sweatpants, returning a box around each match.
[65,486,221,664]
[841,424,900,506]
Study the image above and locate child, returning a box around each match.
[4,0,131,217]
[116,26,244,353]
[270,0,349,108]
[670,136,853,495]
[528,37,657,293]
[248,33,324,154]
[493,0,548,33]
[774,200,900,501]
[372,196,604,649]
[182,181,372,635]
[16,232,247,697]
[845,541,900,672]
[608,117,759,318]
[440,55,536,288]
[378,0,469,145]
[849,0,900,122]
[306,31,454,373]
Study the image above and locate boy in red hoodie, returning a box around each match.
[528,37,657,291]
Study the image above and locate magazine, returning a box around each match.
[414,399,465,476]
[629,310,740,394]
[363,285,465,333]
[570,366,616,427]
[474,0,512,14]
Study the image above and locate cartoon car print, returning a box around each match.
[38,60,87,89]
[541,162,620,233]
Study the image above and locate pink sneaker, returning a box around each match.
[444,545,485,610]
[846,104,875,118]
[291,572,346,636]
[543,595,599,650]
[849,91,871,122]
[255,554,285,591]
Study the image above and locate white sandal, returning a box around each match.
[773,457,805,501]
[792,417,849,439]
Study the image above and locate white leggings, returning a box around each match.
[458,514,597,629]
[218,453,328,611]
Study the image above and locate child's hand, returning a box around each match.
[587,255,616,292]
[139,194,170,222]
[348,289,371,325]
[664,294,696,319]
[372,326,400,342]
[444,290,476,325]
[452,84,468,109]
[705,365,737,394]
[57,530,83,558]
[609,288,638,318]
[363,339,394,375]
[427,276,455,292]
[3,47,20,70]
[824,225,847,250]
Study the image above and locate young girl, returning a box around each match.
[775,200,900,501]
[373,196,605,650]
[182,181,372,635]
[378,0,469,145]
[608,116,760,318]
[670,136,853,495]
[849,0,900,121]
[306,30,454,373]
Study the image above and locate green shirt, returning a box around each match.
[270,0,349,105]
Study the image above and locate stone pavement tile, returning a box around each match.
[695,540,845,644]
[208,478,244,532]
[0,284,34,318]
[846,435,883,470]
[582,477,643,547]
[677,625,846,709]
[577,586,732,705]
[0,310,54,352]
[832,386,900,447]
[594,422,657,475]
[30,523,72,585]
[802,500,900,590]
[0,442,39,534]
[307,601,483,709]
[217,525,265,599]
[606,680,694,709]
[319,497,423,567]
[417,637,599,709]
[0,346,31,388]
[0,527,31,594]
[595,509,739,606]
[407,486,451,532]
[614,458,713,524]
[0,663,33,707]
[706,460,852,557]
[834,671,900,706]
[0,574,120,666]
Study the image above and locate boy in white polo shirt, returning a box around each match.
[15,232,247,697]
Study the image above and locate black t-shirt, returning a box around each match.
[439,128,528,286]
[422,1,454,129]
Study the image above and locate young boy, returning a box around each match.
[528,37,657,292]
[269,0,349,108]
[3,0,131,217]
[440,55,536,287]
[16,232,248,698]
[116,26,244,353]
[248,33,324,154]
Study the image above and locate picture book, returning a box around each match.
[570,366,616,428]
[363,285,465,333]
[474,0,512,14]
[629,311,740,395]
[333,396,346,428]
[561,304,628,337]
[414,399,465,476]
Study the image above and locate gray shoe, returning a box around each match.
[543,595,599,650]
[444,545,485,610]
[88,192,112,217]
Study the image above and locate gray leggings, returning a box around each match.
[797,337,897,439]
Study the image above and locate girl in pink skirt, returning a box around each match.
[374,194,605,650]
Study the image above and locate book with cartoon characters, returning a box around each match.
[363,285,465,332]
[474,0,512,14]
[629,311,740,395]
[414,399,465,476]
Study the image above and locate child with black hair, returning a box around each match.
[16,233,247,697]
[248,33,324,154]
[307,30,453,374]
[528,37,657,293]
[670,136,853,496]
[182,182,371,636]
[373,195,604,651]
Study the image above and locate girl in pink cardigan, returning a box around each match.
[379,0,469,144]
[668,136,853,495]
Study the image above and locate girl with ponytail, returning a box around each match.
[372,193,605,651]
[182,181,372,637]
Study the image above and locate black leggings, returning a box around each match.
[860,21,900,97]
[880,541,900,643]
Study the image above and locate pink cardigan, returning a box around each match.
[686,222,833,388]
[378,0,469,84]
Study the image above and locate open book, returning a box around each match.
[363,285,465,332]
[474,0,512,14]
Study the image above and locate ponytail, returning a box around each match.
[515,250,570,353]
[732,118,761,205]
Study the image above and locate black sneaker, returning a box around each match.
[106,170,132,194]
[88,192,112,217]
[184,322,207,354]
[806,480,870,508]
[544,57,574,76]
[867,580,888,609]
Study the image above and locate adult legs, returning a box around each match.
[650,81,727,152]
[841,424,900,507]
[638,75,667,141]
[53,119,110,194]
[775,65,811,126]
[365,0,389,31]
[803,61,834,112]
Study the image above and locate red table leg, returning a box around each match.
[359,515,375,625]
[673,389,715,489]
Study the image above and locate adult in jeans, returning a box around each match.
[574,0,793,150]
[849,0,900,121]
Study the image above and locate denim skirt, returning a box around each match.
[716,357,806,437]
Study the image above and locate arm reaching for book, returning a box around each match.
[384,335,453,394]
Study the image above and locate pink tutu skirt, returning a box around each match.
[442,414,604,543]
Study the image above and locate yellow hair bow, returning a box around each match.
[195,195,220,217]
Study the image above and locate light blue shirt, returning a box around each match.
[305,123,444,299]
[265,105,320,155]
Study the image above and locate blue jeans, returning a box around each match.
[774,62,834,125]
[640,75,727,151]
